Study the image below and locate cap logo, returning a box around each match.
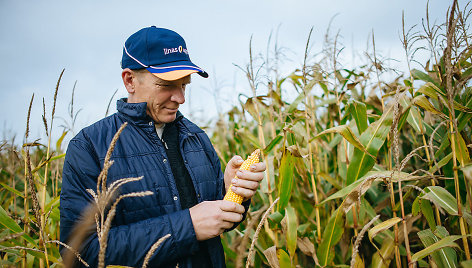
[163,46,188,55]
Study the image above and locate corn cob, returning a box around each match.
[224,149,261,204]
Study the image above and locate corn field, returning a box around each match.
[1,0,472,267]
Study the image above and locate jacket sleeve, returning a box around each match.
[60,137,199,267]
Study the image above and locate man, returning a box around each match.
[60,26,266,267]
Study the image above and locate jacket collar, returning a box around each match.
[116,97,184,125]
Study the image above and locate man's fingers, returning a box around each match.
[248,162,266,172]
[235,169,264,182]
[219,200,245,214]
[231,178,259,190]
[230,186,254,199]
[221,211,244,223]
[228,155,244,168]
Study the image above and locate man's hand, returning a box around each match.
[224,155,266,201]
[189,200,245,241]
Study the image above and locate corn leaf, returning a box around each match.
[461,260,472,268]
[420,199,437,231]
[399,96,422,133]
[0,182,24,198]
[287,90,309,114]
[413,95,442,114]
[463,164,472,184]
[316,208,344,266]
[371,237,395,268]
[56,130,68,151]
[418,228,458,268]
[450,132,471,166]
[268,211,284,224]
[277,248,292,268]
[277,151,295,212]
[285,206,298,260]
[321,171,410,204]
[318,172,342,190]
[263,246,279,268]
[422,186,458,215]
[314,125,373,158]
[417,82,446,100]
[50,153,66,161]
[412,197,421,216]
[346,103,394,185]
[263,134,284,155]
[349,100,368,134]
[44,196,60,217]
[429,152,452,174]
[0,206,37,247]
[411,69,440,87]
[411,235,462,262]
[457,93,472,132]
[368,217,401,245]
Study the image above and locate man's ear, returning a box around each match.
[122,68,136,94]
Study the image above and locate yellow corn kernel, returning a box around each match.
[223,149,261,204]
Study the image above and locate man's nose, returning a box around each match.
[171,88,185,104]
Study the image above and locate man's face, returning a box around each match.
[128,70,191,124]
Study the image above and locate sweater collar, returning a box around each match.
[116,98,183,125]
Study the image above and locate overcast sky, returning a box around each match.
[0,0,459,147]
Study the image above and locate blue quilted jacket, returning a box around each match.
[60,98,231,267]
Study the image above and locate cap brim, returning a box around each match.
[151,69,199,81]
[146,60,208,81]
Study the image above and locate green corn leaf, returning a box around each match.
[348,100,368,134]
[397,106,410,133]
[411,69,440,87]
[411,235,463,262]
[461,260,472,268]
[277,248,293,268]
[318,172,342,190]
[420,199,437,231]
[422,186,458,215]
[313,125,373,158]
[44,196,60,218]
[263,134,283,155]
[458,46,472,66]
[285,206,298,260]
[321,171,410,204]
[412,197,421,216]
[277,151,295,212]
[316,208,345,266]
[418,227,458,268]
[429,152,452,174]
[0,206,37,247]
[268,211,284,224]
[457,92,472,132]
[399,95,421,133]
[50,153,66,161]
[346,103,394,185]
[453,100,472,114]
[0,182,24,198]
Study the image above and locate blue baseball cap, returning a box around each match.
[121,26,208,81]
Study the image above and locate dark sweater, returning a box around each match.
[162,121,213,268]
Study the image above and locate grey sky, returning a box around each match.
[0,0,457,146]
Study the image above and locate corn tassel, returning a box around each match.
[224,149,261,204]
